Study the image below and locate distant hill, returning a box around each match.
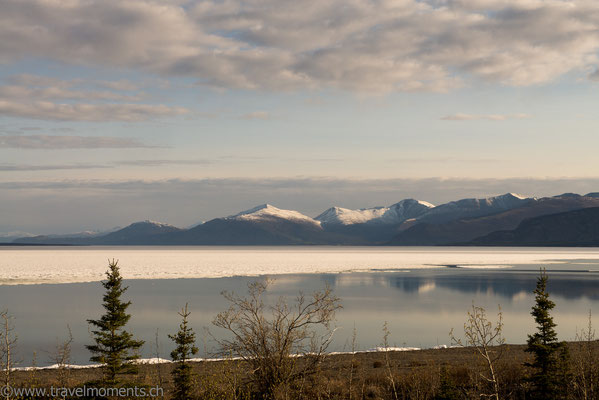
[11,192,599,246]
[15,221,181,245]
[407,193,534,225]
[388,195,599,246]
[468,207,599,246]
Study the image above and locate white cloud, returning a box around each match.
[1,0,599,93]
[95,79,140,91]
[0,84,142,102]
[0,135,151,149]
[0,100,188,122]
[117,159,211,166]
[0,74,187,121]
[441,113,531,121]
[0,163,111,171]
[240,111,270,120]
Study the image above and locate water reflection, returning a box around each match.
[0,268,598,366]
[368,270,599,301]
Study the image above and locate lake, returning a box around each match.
[0,246,598,366]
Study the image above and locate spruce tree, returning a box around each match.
[168,303,198,400]
[86,259,144,385]
[525,268,569,399]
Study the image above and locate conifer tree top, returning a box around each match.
[528,268,558,346]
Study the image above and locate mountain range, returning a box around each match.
[10,192,599,246]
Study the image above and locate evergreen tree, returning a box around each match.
[86,259,144,385]
[525,268,569,399]
[168,303,198,400]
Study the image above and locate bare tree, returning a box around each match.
[450,303,505,400]
[153,328,165,390]
[348,324,358,400]
[212,279,341,399]
[50,325,74,387]
[381,322,399,400]
[0,311,17,400]
[573,310,598,400]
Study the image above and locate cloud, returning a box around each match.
[2,176,599,232]
[441,113,531,121]
[9,74,141,92]
[590,69,599,82]
[116,159,211,166]
[0,135,151,149]
[95,79,140,91]
[7,74,68,88]
[0,100,188,122]
[0,84,143,102]
[240,111,270,120]
[1,0,599,93]
[0,163,111,171]
[0,84,142,102]
[0,159,212,170]
[0,74,187,121]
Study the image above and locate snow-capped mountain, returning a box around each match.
[11,192,599,246]
[170,204,331,245]
[389,194,599,245]
[230,204,321,226]
[412,193,535,225]
[316,199,434,226]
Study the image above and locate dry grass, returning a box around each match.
[8,342,599,399]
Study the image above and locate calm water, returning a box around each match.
[0,246,598,366]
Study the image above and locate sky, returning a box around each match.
[1,0,599,234]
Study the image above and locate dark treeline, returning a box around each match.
[3,263,599,400]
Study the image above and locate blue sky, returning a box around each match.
[1,0,599,233]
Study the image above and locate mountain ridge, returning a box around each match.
[10,192,599,246]
[466,207,599,246]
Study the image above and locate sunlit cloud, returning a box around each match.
[0,101,188,122]
[0,135,151,149]
[0,163,112,171]
[240,111,270,120]
[116,159,211,167]
[0,74,188,121]
[1,0,598,93]
[441,113,532,121]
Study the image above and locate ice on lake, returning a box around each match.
[1,246,599,285]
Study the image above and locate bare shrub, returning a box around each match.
[0,310,17,400]
[212,279,341,399]
[50,325,74,387]
[381,322,399,400]
[450,304,505,400]
[572,310,599,400]
[397,364,438,400]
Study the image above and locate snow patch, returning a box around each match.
[507,193,528,200]
[132,220,177,228]
[15,347,460,369]
[315,199,433,225]
[370,346,421,352]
